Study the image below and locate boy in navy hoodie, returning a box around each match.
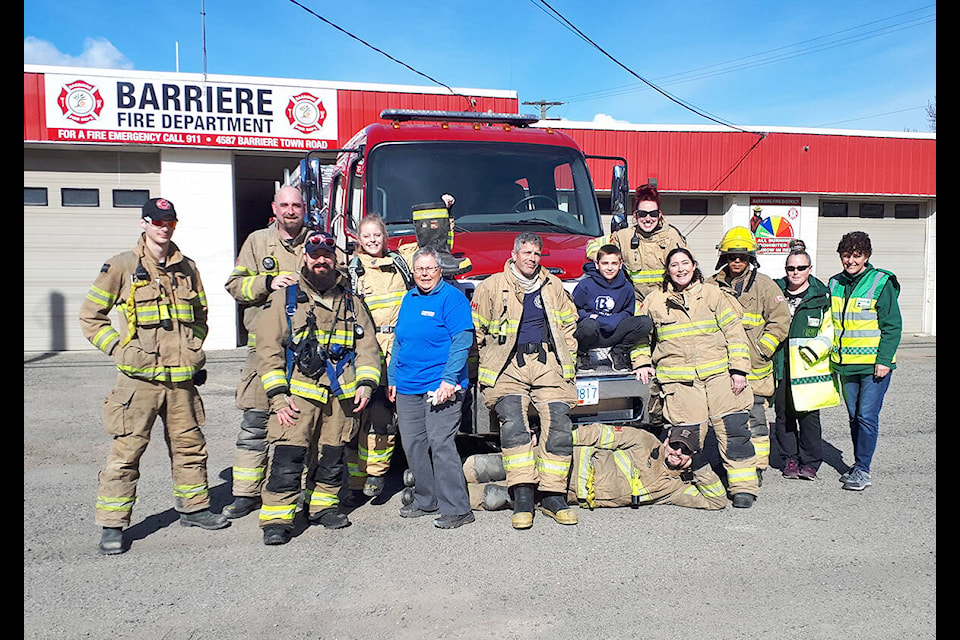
[573,244,653,372]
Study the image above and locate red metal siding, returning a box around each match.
[570,128,935,197]
[335,90,518,145]
[23,73,47,142]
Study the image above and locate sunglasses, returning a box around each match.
[669,441,696,456]
[144,216,177,229]
[635,209,661,219]
[305,234,336,255]
[785,265,811,273]
[727,255,749,262]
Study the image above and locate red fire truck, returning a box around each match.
[290,109,644,434]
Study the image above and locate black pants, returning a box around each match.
[574,315,652,354]
[773,374,822,470]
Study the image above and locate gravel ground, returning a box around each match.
[24,336,935,640]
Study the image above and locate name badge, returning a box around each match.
[421,310,435,317]
[855,298,872,309]
[807,317,821,327]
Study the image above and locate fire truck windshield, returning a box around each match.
[365,142,602,237]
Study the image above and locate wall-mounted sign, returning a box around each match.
[43,73,339,151]
[750,196,802,254]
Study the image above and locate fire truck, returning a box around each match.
[288,108,645,435]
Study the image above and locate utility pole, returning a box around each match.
[522,100,564,120]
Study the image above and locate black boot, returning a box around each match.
[98,527,125,555]
[263,525,291,546]
[222,496,261,519]
[510,484,536,530]
[311,507,351,529]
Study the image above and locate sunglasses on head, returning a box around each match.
[785,265,811,272]
[144,216,177,229]
[635,209,661,219]
[305,233,336,255]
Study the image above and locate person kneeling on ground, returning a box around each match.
[464,422,728,512]
[572,244,653,372]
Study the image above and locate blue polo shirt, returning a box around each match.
[389,279,473,394]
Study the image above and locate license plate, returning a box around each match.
[576,379,599,406]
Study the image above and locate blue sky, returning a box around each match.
[24,0,936,132]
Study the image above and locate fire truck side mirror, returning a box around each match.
[610,164,628,218]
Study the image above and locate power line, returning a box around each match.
[557,6,935,105]
[532,0,759,135]
[285,0,476,111]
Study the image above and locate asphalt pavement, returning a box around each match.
[23,335,936,640]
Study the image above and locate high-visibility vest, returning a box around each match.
[829,269,896,367]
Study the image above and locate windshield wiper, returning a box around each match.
[499,219,571,233]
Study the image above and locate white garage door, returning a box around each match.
[24,148,161,353]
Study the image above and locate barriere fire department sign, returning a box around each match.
[42,72,339,151]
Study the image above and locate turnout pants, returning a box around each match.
[482,356,576,494]
[96,373,211,528]
[345,386,398,490]
[231,348,269,498]
[259,395,359,528]
[661,374,759,496]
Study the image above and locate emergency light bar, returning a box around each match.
[380,109,540,127]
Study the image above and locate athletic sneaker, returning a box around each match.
[798,465,818,481]
[842,468,872,491]
[782,459,800,480]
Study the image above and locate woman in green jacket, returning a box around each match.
[772,244,840,481]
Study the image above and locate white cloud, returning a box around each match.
[24,36,134,69]
[590,113,632,126]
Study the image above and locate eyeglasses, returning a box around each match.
[635,209,661,219]
[785,265,811,273]
[414,265,440,274]
[304,233,336,255]
[144,216,177,229]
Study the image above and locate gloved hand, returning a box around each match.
[193,369,207,386]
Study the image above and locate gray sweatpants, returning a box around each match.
[395,391,470,516]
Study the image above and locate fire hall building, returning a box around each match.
[24,64,936,353]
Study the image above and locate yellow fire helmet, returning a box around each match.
[715,226,759,269]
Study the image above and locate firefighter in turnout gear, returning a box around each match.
[584,183,687,300]
[463,423,728,511]
[707,226,790,483]
[636,247,760,508]
[222,186,309,519]
[80,197,229,555]
[471,232,580,529]
[255,231,381,546]
[343,214,414,501]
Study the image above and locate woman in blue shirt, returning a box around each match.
[388,246,475,528]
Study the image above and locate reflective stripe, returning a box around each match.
[502,450,535,471]
[173,483,209,500]
[259,503,297,523]
[359,445,395,464]
[536,456,571,478]
[116,364,198,383]
[232,466,265,483]
[96,495,136,512]
[697,480,726,498]
[306,490,338,509]
[726,467,758,484]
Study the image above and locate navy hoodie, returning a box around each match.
[572,262,636,337]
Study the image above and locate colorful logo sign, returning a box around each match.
[285,92,327,134]
[57,80,104,124]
